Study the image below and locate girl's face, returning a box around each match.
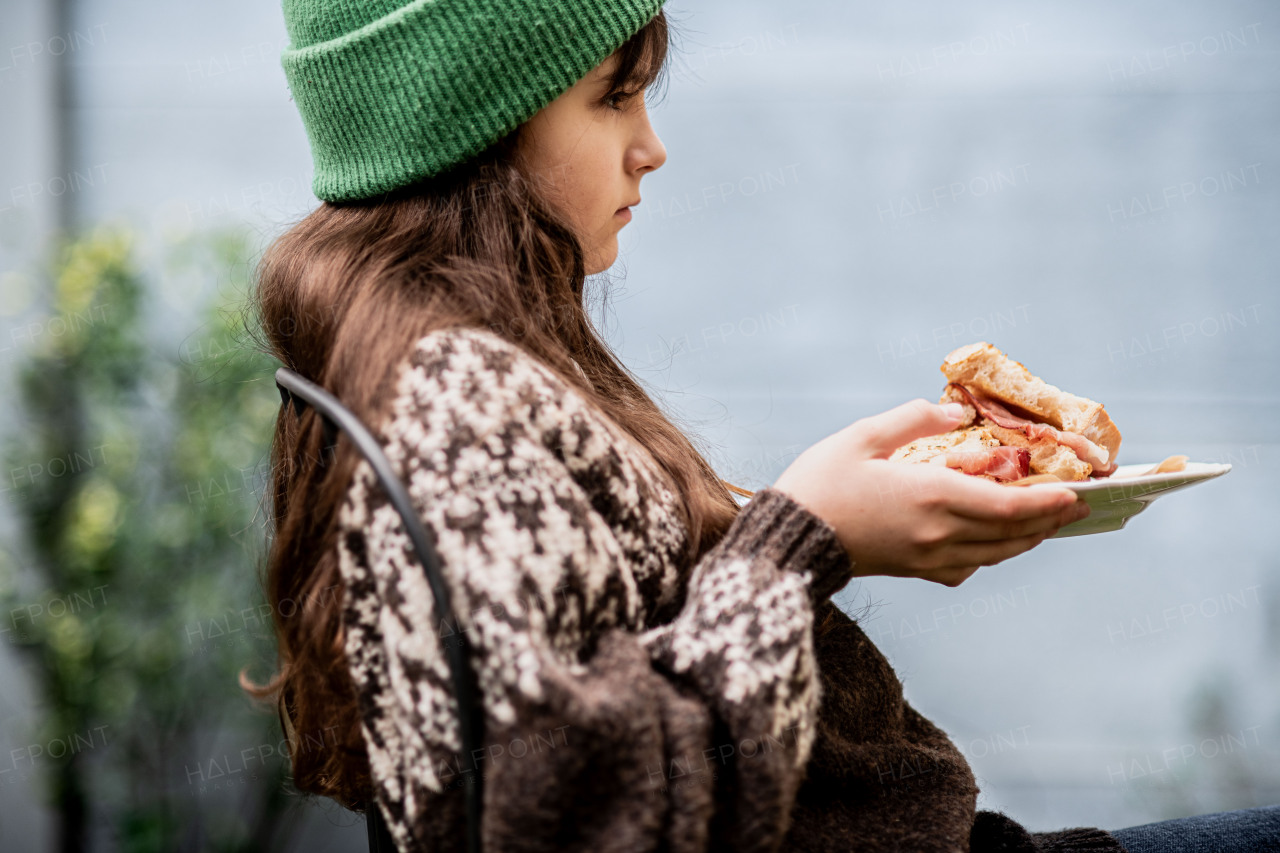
[516,51,667,275]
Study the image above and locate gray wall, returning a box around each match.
[2,0,1277,846]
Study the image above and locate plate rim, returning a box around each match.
[1027,461,1233,491]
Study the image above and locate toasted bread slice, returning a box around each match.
[889,424,999,464]
[940,342,1121,465]
[889,424,1016,481]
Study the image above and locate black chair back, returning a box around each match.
[274,367,484,853]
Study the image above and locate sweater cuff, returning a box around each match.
[1030,827,1130,853]
[719,487,855,603]
[971,811,1129,853]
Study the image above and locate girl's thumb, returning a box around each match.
[857,398,966,459]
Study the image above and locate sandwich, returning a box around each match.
[889,342,1122,483]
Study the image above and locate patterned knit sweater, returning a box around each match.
[334,325,1128,853]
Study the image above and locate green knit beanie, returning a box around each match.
[280,0,665,203]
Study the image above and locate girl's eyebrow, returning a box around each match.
[595,70,646,92]
[590,56,619,78]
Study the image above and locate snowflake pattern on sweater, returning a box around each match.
[335,326,854,852]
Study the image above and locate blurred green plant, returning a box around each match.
[0,221,298,852]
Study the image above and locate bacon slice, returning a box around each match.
[943,446,1030,481]
[945,383,1117,477]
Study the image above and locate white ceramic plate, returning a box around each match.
[1031,462,1233,538]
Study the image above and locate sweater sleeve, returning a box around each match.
[334,327,856,853]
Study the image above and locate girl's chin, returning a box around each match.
[585,239,619,275]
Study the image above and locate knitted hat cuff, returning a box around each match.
[281,0,664,203]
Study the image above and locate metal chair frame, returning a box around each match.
[274,367,484,853]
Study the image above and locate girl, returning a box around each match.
[244,2,1278,851]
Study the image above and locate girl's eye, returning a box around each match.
[603,89,640,112]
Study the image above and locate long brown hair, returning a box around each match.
[240,9,757,810]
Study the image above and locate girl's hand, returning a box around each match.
[771,398,1090,587]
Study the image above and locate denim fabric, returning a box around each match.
[1109,805,1280,853]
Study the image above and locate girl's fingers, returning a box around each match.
[948,501,1087,543]
[929,529,1054,571]
[852,398,966,459]
[943,475,1080,523]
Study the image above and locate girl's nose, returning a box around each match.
[633,114,667,174]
